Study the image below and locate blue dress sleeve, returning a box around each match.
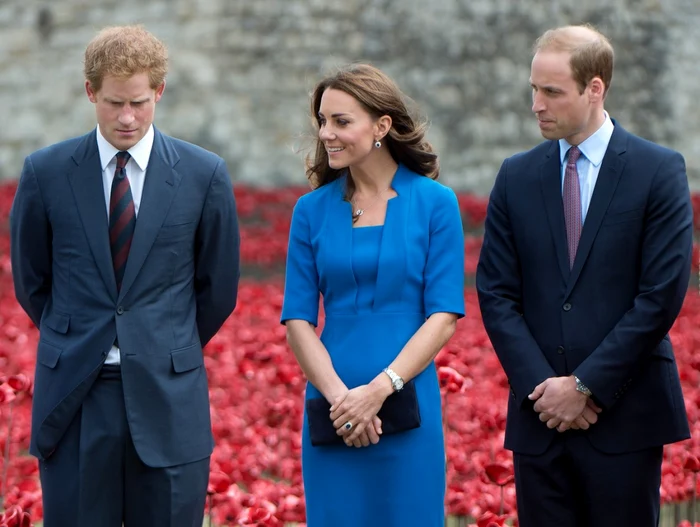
[281,198,320,326]
[423,186,466,318]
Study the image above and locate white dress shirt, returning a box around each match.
[96,124,154,364]
[558,112,615,223]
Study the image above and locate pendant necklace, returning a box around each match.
[352,188,390,218]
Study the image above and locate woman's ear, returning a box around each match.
[375,115,392,140]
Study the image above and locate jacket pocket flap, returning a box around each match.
[650,339,674,362]
[171,344,204,373]
[601,208,644,226]
[44,312,70,334]
[37,340,62,369]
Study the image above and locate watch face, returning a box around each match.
[395,379,404,390]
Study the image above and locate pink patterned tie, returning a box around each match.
[563,146,582,269]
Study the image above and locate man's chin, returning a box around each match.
[539,129,562,141]
[107,135,140,151]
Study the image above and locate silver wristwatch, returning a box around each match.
[574,376,592,397]
[383,367,404,392]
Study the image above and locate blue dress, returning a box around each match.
[281,165,465,526]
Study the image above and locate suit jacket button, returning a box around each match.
[562,303,572,311]
[116,306,125,315]
[557,346,565,355]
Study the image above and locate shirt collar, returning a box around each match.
[559,111,614,167]
[96,124,155,171]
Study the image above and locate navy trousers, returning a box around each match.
[39,365,210,527]
[514,431,663,527]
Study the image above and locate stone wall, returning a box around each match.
[1,0,699,192]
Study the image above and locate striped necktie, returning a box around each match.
[109,151,135,291]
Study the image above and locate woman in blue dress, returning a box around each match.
[281,64,465,526]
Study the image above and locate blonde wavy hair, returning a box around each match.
[84,25,168,92]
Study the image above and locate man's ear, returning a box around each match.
[587,77,605,103]
[85,80,98,103]
[154,81,166,103]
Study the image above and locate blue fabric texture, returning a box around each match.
[281,164,465,526]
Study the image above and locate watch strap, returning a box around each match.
[574,376,592,397]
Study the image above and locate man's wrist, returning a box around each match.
[573,375,593,397]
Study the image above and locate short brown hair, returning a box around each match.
[306,63,438,190]
[534,25,614,96]
[84,25,168,92]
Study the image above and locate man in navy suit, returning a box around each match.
[10,25,240,526]
[477,25,692,527]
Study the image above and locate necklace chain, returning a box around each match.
[351,188,390,218]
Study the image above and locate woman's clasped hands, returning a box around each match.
[329,381,393,448]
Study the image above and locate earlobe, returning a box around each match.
[155,81,166,102]
[590,78,604,102]
[377,115,392,137]
[85,81,97,103]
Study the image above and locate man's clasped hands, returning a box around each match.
[529,375,602,432]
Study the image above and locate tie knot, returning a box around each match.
[115,151,130,170]
[567,146,581,165]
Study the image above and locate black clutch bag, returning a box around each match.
[305,381,421,446]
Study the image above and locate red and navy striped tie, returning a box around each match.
[109,151,135,291]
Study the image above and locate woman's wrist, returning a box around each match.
[370,372,394,400]
[324,384,349,404]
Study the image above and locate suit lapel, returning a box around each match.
[67,131,118,300]
[565,128,627,298]
[539,142,570,282]
[118,130,182,301]
[373,165,408,309]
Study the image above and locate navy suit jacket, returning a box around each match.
[10,128,240,467]
[476,123,692,455]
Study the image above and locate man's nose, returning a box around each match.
[532,93,545,114]
[118,106,135,125]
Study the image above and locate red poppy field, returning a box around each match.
[1,181,700,526]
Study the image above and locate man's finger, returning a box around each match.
[581,406,598,425]
[538,412,552,423]
[528,380,549,401]
[574,416,590,430]
[557,420,572,433]
[546,417,562,429]
[587,398,603,413]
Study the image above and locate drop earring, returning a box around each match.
[374,139,382,149]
